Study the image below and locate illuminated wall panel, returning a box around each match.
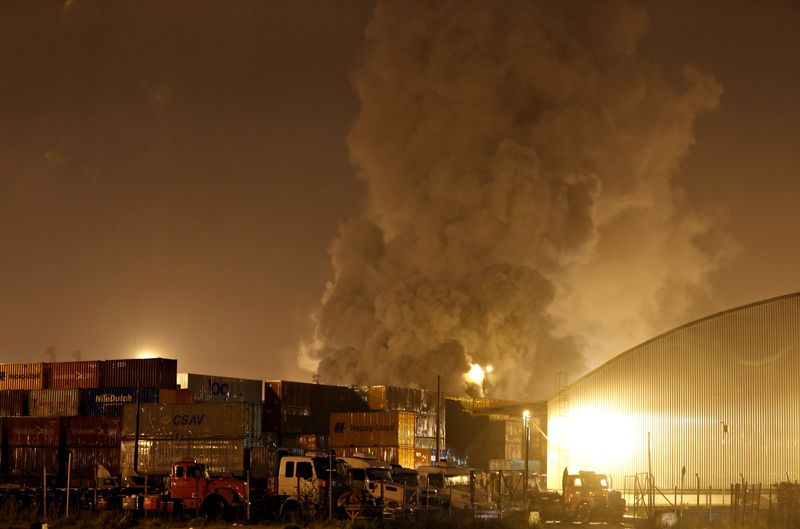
[547,293,800,491]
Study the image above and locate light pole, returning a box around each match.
[523,410,530,509]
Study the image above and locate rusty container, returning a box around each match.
[7,446,59,476]
[101,358,177,389]
[0,362,47,390]
[330,411,415,448]
[64,416,121,447]
[5,417,60,446]
[121,401,262,439]
[49,360,100,389]
[67,446,121,478]
[0,390,27,416]
[29,389,81,416]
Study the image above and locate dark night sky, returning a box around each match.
[1,1,798,384]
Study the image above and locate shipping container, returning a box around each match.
[66,446,121,478]
[121,402,261,440]
[368,385,440,414]
[330,411,415,448]
[414,448,432,468]
[82,387,160,416]
[5,417,60,446]
[29,389,81,416]
[263,380,367,435]
[49,361,100,389]
[101,358,177,389]
[0,390,27,416]
[158,389,195,404]
[334,445,415,469]
[0,362,46,391]
[6,446,59,476]
[248,446,277,481]
[120,438,246,478]
[177,373,262,403]
[64,416,121,447]
[414,413,446,439]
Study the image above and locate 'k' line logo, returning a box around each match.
[333,422,346,433]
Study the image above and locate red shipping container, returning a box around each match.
[49,361,100,389]
[0,390,27,416]
[101,358,177,389]
[64,416,121,447]
[5,417,60,446]
[7,446,59,476]
[66,446,120,478]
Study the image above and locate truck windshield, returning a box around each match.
[312,457,331,480]
[366,468,393,482]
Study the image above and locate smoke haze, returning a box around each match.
[305,0,733,399]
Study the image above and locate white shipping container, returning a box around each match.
[120,438,246,479]
[176,373,262,403]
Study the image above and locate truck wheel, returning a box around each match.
[576,502,591,524]
[201,497,226,520]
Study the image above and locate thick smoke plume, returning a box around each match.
[302,0,730,400]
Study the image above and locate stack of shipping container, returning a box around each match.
[120,401,262,478]
[366,385,445,466]
[0,358,545,486]
[0,358,177,483]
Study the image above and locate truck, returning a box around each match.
[127,457,248,519]
[417,463,499,520]
[336,454,409,515]
[560,470,625,523]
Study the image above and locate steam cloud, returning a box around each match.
[302,0,731,400]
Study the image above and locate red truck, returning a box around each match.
[128,457,248,519]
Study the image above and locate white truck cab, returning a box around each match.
[337,454,408,508]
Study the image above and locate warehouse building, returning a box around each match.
[547,293,800,492]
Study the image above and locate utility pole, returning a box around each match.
[523,410,531,509]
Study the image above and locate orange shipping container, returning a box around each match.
[330,411,415,448]
[49,361,100,389]
[0,363,46,390]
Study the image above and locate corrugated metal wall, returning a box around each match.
[547,293,800,491]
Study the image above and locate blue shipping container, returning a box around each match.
[82,387,160,416]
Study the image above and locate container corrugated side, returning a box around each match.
[0,363,47,390]
[414,448,432,468]
[263,381,368,435]
[82,387,160,416]
[120,438,245,478]
[335,445,415,469]
[5,417,60,446]
[29,389,81,416]
[64,416,121,446]
[248,446,278,480]
[67,446,120,478]
[414,413,446,439]
[121,402,261,439]
[178,373,262,403]
[7,446,59,476]
[101,358,177,389]
[0,390,27,416]
[330,411,415,448]
[48,360,100,389]
[368,386,440,413]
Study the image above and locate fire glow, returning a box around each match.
[465,363,493,386]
